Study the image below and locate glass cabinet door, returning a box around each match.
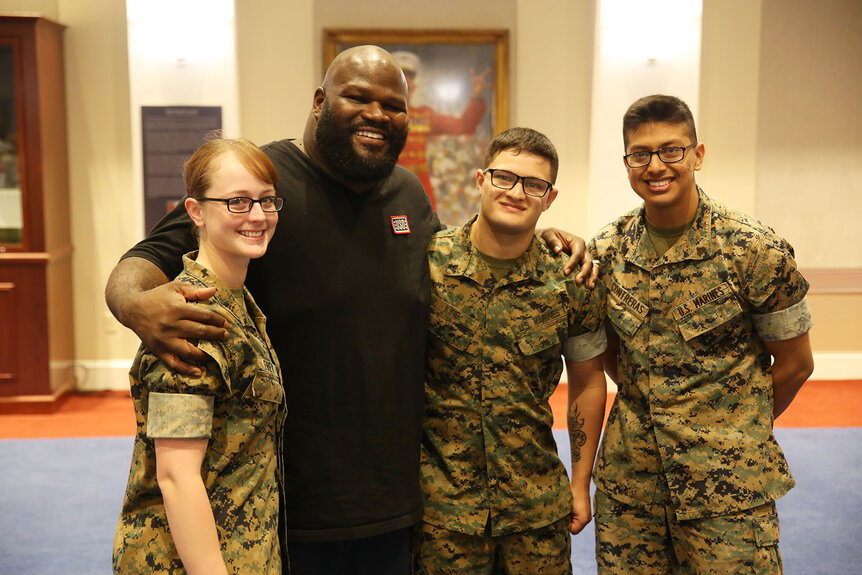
[0,41,22,246]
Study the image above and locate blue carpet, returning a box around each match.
[0,437,133,575]
[0,430,859,574]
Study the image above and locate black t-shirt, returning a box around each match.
[124,139,443,541]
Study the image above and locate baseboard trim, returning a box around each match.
[77,353,861,394]
[562,351,861,392]
[0,378,76,414]
[74,360,132,392]
[810,352,862,381]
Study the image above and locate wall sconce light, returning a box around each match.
[127,0,234,64]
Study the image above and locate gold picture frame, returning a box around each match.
[323,29,509,226]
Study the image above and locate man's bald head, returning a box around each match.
[322,45,408,96]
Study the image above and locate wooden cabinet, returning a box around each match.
[0,15,75,413]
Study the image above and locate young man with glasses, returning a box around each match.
[413,127,608,574]
[589,94,814,574]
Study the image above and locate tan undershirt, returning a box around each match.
[645,217,695,258]
[476,248,518,282]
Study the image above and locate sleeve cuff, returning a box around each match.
[563,328,607,362]
[752,297,813,342]
[147,392,214,439]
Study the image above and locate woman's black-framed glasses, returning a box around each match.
[197,196,284,213]
[483,169,553,198]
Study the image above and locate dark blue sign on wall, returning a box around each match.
[141,106,221,233]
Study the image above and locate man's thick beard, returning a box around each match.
[315,102,407,185]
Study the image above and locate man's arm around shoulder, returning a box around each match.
[105,257,227,377]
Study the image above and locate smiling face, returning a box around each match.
[624,121,704,227]
[185,151,278,284]
[312,47,409,186]
[473,148,558,250]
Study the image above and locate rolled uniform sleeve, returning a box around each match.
[753,297,813,342]
[136,352,223,440]
[740,232,812,342]
[563,272,608,360]
[147,392,214,439]
[564,328,607,362]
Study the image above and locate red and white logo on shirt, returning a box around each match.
[391,215,411,235]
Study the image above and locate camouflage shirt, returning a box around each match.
[589,190,812,521]
[113,254,286,574]
[422,217,606,536]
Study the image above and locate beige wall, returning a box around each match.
[2,0,858,376]
[808,294,862,352]
[754,0,862,353]
[0,0,56,17]
[756,0,862,270]
[514,0,595,237]
[236,0,313,147]
[698,0,761,216]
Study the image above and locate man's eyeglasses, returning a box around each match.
[196,196,284,213]
[483,169,553,198]
[623,143,697,168]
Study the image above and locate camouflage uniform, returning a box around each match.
[589,190,812,573]
[416,217,606,572]
[412,517,572,575]
[113,253,286,574]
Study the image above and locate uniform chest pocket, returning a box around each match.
[606,280,648,339]
[208,369,283,463]
[608,302,645,339]
[428,295,477,352]
[516,314,565,355]
[673,286,743,342]
[243,370,284,404]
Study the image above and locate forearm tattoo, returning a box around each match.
[568,403,587,463]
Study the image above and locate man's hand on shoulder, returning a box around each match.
[106,257,229,377]
[127,281,228,377]
[537,227,599,288]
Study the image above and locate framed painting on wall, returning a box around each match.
[323,29,508,226]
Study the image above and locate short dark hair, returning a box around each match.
[483,127,559,183]
[622,94,697,149]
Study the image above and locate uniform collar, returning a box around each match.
[625,187,715,269]
[181,252,260,328]
[442,215,547,287]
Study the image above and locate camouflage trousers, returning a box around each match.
[411,517,572,574]
[594,490,783,574]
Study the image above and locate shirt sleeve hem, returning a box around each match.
[752,297,813,342]
[146,392,214,439]
[563,328,608,362]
